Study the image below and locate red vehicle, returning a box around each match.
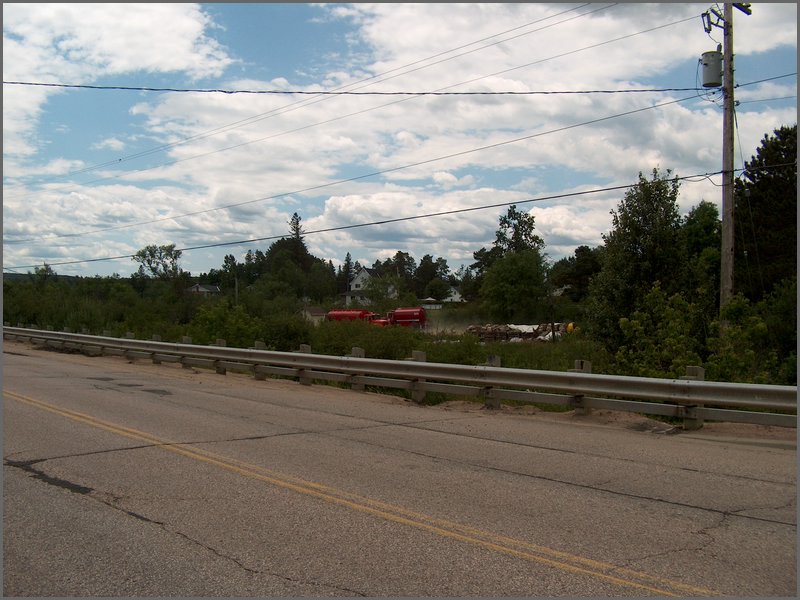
[386,306,427,328]
[325,309,379,322]
[371,307,427,328]
[325,307,426,329]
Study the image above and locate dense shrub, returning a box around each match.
[309,320,425,360]
[612,284,704,378]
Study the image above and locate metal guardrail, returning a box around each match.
[4,327,797,429]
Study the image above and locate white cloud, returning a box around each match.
[2,3,234,160]
[92,137,126,152]
[2,3,796,277]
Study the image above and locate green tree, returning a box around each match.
[681,200,721,342]
[381,251,417,292]
[337,252,354,295]
[734,124,797,302]
[414,254,450,298]
[548,245,602,302]
[188,300,264,348]
[480,249,547,322]
[363,273,404,313]
[305,260,337,303]
[494,204,544,254]
[704,294,779,384]
[287,212,313,270]
[455,265,480,302]
[585,168,685,348]
[132,244,183,280]
[471,205,545,296]
[34,263,56,285]
[614,284,703,378]
[424,278,452,301]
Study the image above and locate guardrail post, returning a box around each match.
[254,340,268,380]
[481,387,500,410]
[125,332,135,339]
[214,339,227,374]
[486,355,501,367]
[409,350,427,403]
[569,360,592,416]
[180,337,193,369]
[679,366,705,430]
[151,334,162,364]
[349,347,365,391]
[294,343,313,385]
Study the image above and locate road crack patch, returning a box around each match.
[4,459,93,495]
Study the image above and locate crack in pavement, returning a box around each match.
[616,512,727,570]
[4,457,366,595]
[315,435,798,528]
[4,459,94,495]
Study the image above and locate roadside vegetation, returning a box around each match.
[4,125,796,386]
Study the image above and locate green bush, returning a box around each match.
[613,284,704,378]
[309,320,425,360]
[187,300,264,347]
[704,294,781,384]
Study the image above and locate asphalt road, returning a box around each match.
[3,340,796,597]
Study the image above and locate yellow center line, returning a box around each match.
[5,390,720,596]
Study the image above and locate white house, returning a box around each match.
[446,287,465,303]
[342,268,398,306]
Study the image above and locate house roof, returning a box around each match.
[187,284,220,292]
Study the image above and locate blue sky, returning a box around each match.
[3,3,797,278]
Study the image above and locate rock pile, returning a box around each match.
[466,322,573,343]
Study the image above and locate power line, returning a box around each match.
[7,5,696,199]
[3,74,720,204]
[5,10,699,207]
[4,3,609,190]
[0,167,743,271]
[3,80,706,96]
[6,67,793,245]
[4,93,701,245]
[7,161,794,272]
[737,95,797,105]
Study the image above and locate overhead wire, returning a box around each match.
[3,9,702,205]
[1,167,748,271]
[9,66,790,246]
[4,2,608,188]
[737,95,797,105]
[4,81,706,96]
[5,93,701,245]
[6,158,795,272]
[7,7,789,272]
[9,160,796,273]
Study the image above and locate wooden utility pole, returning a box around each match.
[716,3,751,308]
[720,2,735,307]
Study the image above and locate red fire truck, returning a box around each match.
[325,307,427,329]
[325,309,380,322]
